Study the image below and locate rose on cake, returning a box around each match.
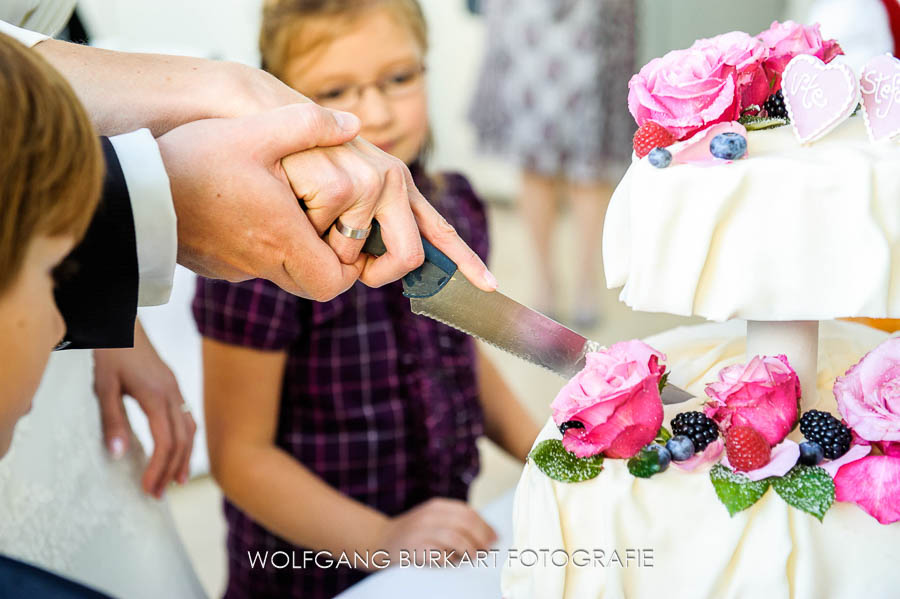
[703,354,801,446]
[756,20,842,89]
[831,338,900,523]
[627,21,843,143]
[833,337,900,444]
[551,340,665,459]
[691,31,770,111]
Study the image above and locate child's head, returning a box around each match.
[0,33,103,456]
[261,0,429,165]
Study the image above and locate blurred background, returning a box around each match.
[55,0,892,595]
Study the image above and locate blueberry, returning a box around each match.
[648,147,672,168]
[709,132,747,160]
[798,441,825,466]
[646,443,671,472]
[666,435,696,462]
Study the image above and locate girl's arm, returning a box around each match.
[476,350,541,462]
[202,337,495,564]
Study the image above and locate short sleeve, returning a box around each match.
[192,277,304,352]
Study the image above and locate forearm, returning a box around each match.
[33,39,306,137]
[477,350,541,462]
[212,441,389,557]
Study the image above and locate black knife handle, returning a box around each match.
[362,220,458,299]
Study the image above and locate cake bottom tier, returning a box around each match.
[501,320,900,599]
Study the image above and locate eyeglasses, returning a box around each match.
[311,65,426,111]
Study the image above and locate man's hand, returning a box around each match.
[283,137,498,291]
[93,320,195,498]
[156,103,497,300]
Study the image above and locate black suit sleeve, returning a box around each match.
[53,136,139,350]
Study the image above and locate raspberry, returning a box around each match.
[799,410,852,459]
[671,411,719,451]
[725,426,771,472]
[633,122,676,158]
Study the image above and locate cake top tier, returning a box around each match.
[604,21,900,322]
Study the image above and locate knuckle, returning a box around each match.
[402,245,426,270]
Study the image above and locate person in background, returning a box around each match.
[469,0,637,328]
[194,1,540,597]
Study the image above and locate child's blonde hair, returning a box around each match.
[260,0,428,80]
[0,33,103,293]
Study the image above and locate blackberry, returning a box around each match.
[763,90,788,119]
[558,420,585,435]
[671,411,719,451]
[799,410,852,459]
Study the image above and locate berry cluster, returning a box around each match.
[763,90,788,119]
[632,121,675,160]
[671,411,719,451]
[799,410,852,461]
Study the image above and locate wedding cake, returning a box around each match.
[502,22,900,599]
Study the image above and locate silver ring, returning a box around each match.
[334,218,372,240]
[180,403,192,415]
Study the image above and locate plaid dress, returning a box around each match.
[192,168,488,599]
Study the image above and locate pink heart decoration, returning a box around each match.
[781,54,859,144]
[860,54,900,142]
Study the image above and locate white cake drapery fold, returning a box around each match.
[604,117,900,322]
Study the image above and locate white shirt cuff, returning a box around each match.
[0,20,50,47]
[109,130,177,307]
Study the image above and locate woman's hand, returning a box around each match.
[93,320,196,498]
[372,498,497,569]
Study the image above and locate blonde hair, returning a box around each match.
[260,0,428,80]
[0,33,103,293]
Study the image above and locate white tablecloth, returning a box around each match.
[335,489,516,599]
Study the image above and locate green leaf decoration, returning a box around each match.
[709,464,772,516]
[528,439,604,483]
[655,425,672,445]
[737,114,790,130]
[628,447,665,479]
[657,371,670,395]
[772,465,834,522]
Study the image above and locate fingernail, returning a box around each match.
[179,473,188,485]
[333,111,360,133]
[483,270,498,291]
[109,437,126,460]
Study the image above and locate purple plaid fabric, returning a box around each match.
[192,168,489,599]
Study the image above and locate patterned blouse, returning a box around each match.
[192,167,489,599]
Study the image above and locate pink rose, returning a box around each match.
[704,355,801,446]
[551,340,665,459]
[756,20,843,89]
[692,31,770,109]
[628,46,740,141]
[833,338,900,443]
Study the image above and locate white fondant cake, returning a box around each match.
[501,321,900,599]
[604,116,900,322]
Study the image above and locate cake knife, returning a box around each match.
[362,222,692,405]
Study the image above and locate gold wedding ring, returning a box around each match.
[334,218,372,240]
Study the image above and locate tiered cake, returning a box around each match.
[502,22,900,599]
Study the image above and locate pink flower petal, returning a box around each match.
[673,439,724,472]
[721,440,800,481]
[821,444,871,478]
[834,456,900,524]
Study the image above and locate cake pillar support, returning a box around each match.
[745,320,818,407]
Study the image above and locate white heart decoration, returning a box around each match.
[781,54,860,144]
[860,54,900,142]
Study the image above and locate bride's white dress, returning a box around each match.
[0,350,206,599]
